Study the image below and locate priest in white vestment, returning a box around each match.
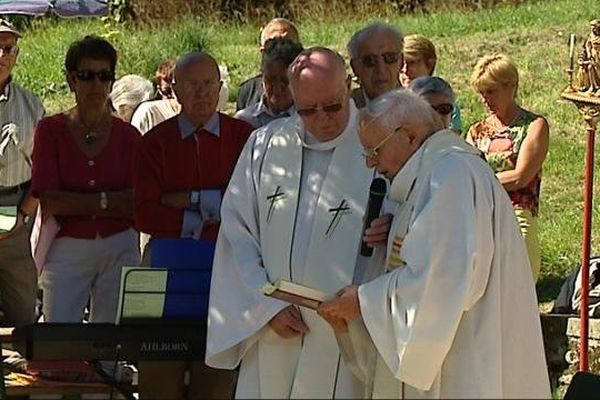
[318,90,551,399]
[206,47,389,398]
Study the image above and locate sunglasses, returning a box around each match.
[431,103,454,115]
[296,102,344,117]
[75,69,114,83]
[358,52,401,68]
[0,44,17,57]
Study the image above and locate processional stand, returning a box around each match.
[561,19,600,372]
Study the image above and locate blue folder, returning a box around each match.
[150,238,215,319]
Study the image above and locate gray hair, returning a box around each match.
[408,76,455,103]
[110,74,154,108]
[260,18,300,46]
[361,89,442,135]
[173,51,221,83]
[347,22,404,60]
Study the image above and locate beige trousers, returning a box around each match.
[0,224,37,326]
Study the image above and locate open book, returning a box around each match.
[116,266,168,323]
[261,279,330,310]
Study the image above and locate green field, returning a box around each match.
[11,0,600,302]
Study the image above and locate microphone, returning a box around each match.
[360,177,387,257]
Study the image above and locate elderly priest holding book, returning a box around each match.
[206,47,391,398]
[318,90,551,399]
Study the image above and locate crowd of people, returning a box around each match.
[0,14,553,399]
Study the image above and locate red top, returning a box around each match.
[31,114,141,238]
[133,113,252,239]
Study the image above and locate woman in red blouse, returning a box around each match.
[31,36,140,324]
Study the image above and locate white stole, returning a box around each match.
[257,111,372,398]
[385,130,481,272]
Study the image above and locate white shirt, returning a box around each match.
[0,80,44,187]
[130,99,177,135]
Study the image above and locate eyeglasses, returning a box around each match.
[174,79,220,92]
[75,70,114,83]
[0,44,17,57]
[296,102,344,117]
[431,103,454,115]
[357,52,401,68]
[362,126,401,159]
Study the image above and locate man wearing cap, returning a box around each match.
[235,17,301,111]
[0,19,44,327]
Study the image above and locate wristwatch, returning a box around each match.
[99,191,108,210]
[18,209,30,225]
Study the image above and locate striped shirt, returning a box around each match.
[0,80,44,187]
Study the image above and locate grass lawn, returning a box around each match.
[11,0,600,302]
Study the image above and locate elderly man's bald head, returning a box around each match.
[173,51,220,83]
[288,47,347,93]
[172,51,222,127]
[287,47,351,142]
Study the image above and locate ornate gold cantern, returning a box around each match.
[561,18,600,372]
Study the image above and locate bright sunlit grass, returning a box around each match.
[11,0,600,302]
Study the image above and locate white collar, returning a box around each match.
[389,129,481,203]
[388,137,424,204]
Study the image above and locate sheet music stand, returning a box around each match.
[117,238,215,332]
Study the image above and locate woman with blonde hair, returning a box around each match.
[400,34,437,87]
[467,53,549,281]
[401,34,462,132]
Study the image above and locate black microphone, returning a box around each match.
[360,177,387,257]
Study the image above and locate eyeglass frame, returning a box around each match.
[362,126,402,160]
[172,78,221,92]
[295,86,349,117]
[0,44,18,58]
[296,101,344,117]
[431,103,454,116]
[354,51,402,68]
[74,69,115,83]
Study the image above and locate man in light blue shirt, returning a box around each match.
[235,37,303,129]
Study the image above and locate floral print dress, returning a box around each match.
[468,110,541,217]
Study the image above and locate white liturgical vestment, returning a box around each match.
[351,130,551,399]
[206,102,378,398]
